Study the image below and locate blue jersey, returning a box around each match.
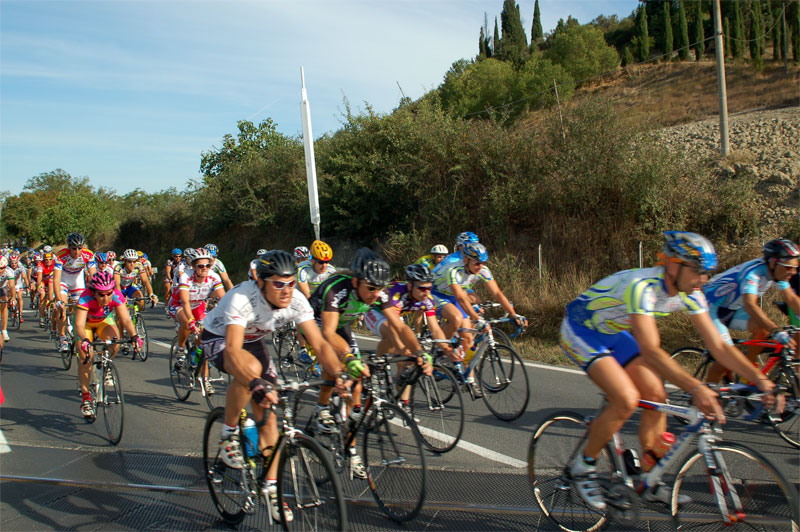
[704,259,790,310]
[433,251,461,274]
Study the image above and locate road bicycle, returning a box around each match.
[473,301,527,346]
[272,321,313,383]
[120,297,151,361]
[8,300,21,330]
[299,356,427,523]
[528,384,799,531]
[202,379,347,531]
[82,338,132,445]
[57,302,77,371]
[169,328,229,410]
[669,325,800,448]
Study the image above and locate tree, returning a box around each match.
[678,0,690,60]
[500,0,529,65]
[623,45,636,66]
[479,26,488,58]
[493,17,501,58]
[663,1,674,58]
[774,2,783,60]
[723,16,731,58]
[791,0,800,62]
[693,0,705,60]
[636,4,650,61]
[531,0,543,47]
[482,12,493,58]
[750,2,765,68]
[733,0,744,59]
[38,189,116,246]
[544,23,620,83]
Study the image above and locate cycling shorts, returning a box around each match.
[167,301,206,322]
[121,285,140,299]
[364,309,388,337]
[85,314,117,341]
[432,290,468,319]
[60,271,86,301]
[559,318,640,372]
[709,304,750,345]
[201,330,276,384]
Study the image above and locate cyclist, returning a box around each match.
[434,231,480,271]
[559,231,776,510]
[115,249,158,312]
[0,256,16,342]
[204,244,234,291]
[200,250,349,523]
[293,246,310,266]
[94,252,114,276]
[106,250,118,270]
[53,233,96,352]
[308,247,392,479]
[36,252,56,328]
[432,241,525,395]
[297,240,336,299]
[415,244,449,270]
[167,247,225,365]
[164,248,182,302]
[9,252,27,324]
[75,271,142,420]
[702,239,800,383]
[248,249,268,280]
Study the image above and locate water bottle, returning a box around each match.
[193,345,203,366]
[454,361,464,376]
[347,406,362,433]
[641,432,675,472]
[463,344,479,365]
[243,419,259,457]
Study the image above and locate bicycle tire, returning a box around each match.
[492,327,513,347]
[767,366,800,448]
[362,401,426,522]
[275,328,304,383]
[478,343,530,421]
[410,365,464,453]
[671,441,800,530]
[61,337,73,371]
[278,432,348,531]
[202,407,250,525]
[102,363,125,445]
[528,411,613,532]
[203,362,230,411]
[135,313,149,361]
[169,337,193,401]
[667,347,710,424]
[10,306,20,330]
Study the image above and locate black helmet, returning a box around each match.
[405,263,434,283]
[256,250,297,279]
[763,238,800,261]
[351,248,391,286]
[66,232,86,248]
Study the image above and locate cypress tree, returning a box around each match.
[774,3,782,60]
[750,3,764,68]
[733,0,744,58]
[793,0,800,62]
[637,4,650,61]
[499,0,528,65]
[531,0,543,45]
[479,26,487,58]
[493,17,501,59]
[623,45,636,66]
[664,1,674,59]
[678,0,690,60]
[694,0,705,60]
[724,16,731,58]
[764,0,773,40]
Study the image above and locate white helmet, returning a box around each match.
[43,245,53,253]
[430,244,449,255]
[257,248,267,256]
[192,247,213,263]
[122,249,138,260]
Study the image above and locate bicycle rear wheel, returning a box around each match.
[135,313,149,361]
[362,401,426,522]
[671,441,799,530]
[203,362,230,411]
[767,366,800,448]
[202,408,250,525]
[410,365,464,453]
[667,347,710,424]
[10,306,20,329]
[274,329,303,383]
[169,337,193,401]
[101,363,124,445]
[478,344,530,421]
[61,337,73,370]
[528,411,612,532]
[278,432,348,531]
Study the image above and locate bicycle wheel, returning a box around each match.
[667,347,710,424]
[274,329,303,383]
[169,337,193,401]
[135,313,149,361]
[671,441,799,530]
[361,401,426,522]
[492,328,513,347]
[202,407,250,525]
[10,306,20,330]
[409,365,464,453]
[767,366,800,448]
[528,411,613,532]
[278,432,348,531]
[203,362,230,411]
[101,363,125,445]
[478,343,530,421]
[61,336,73,371]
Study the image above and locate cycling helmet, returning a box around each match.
[171,248,182,256]
[763,238,800,261]
[66,233,86,248]
[95,252,108,263]
[89,271,116,291]
[405,263,434,283]
[351,248,391,286]
[183,247,197,263]
[136,250,144,258]
[0,257,7,269]
[204,244,218,257]
[9,252,20,262]
[462,241,489,262]
[122,249,138,261]
[191,247,213,264]
[43,245,53,253]
[142,253,148,260]
[430,244,449,255]
[294,246,310,260]
[33,252,42,261]
[311,240,333,261]
[107,250,116,260]
[256,248,267,256]
[256,250,297,278]
[44,252,53,260]
[455,231,479,248]
[663,231,718,273]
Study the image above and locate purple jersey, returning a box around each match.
[380,281,436,316]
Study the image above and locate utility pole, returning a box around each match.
[712,0,730,156]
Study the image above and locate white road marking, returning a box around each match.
[0,427,12,454]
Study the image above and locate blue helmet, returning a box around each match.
[455,231,479,248]
[462,241,489,262]
[205,243,218,257]
[172,248,182,256]
[95,252,108,263]
[663,231,717,273]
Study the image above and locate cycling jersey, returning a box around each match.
[297,260,336,291]
[164,258,180,281]
[54,248,95,275]
[11,264,27,288]
[115,264,144,288]
[433,258,493,296]
[211,258,227,276]
[76,288,125,323]
[704,258,790,310]
[171,261,187,285]
[414,255,434,270]
[169,271,223,310]
[203,280,314,342]
[37,262,55,285]
[310,274,377,329]
[364,281,435,337]
[1,267,14,293]
[433,251,462,272]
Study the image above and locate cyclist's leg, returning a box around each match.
[745,314,770,362]
[79,324,98,394]
[706,307,745,382]
[175,307,191,349]
[625,357,667,452]
[132,288,144,312]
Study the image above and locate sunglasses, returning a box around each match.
[268,279,296,289]
[777,261,799,271]
[364,284,385,293]
[415,285,433,292]
[194,263,212,269]
[314,259,330,264]
[94,290,114,297]
[69,246,81,251]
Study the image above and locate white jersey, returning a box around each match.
[296,260,336,291]
[203,281,314,342]
[248,259,258,280]
[169,271,223,309]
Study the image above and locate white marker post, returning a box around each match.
[300,67,321,240]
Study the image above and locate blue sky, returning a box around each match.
[1,0,638,196]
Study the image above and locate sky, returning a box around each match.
[1,0,639,196]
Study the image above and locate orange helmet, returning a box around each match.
[310,240,333,262]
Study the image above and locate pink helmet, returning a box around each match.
[89,271,116,291]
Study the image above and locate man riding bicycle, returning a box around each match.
[53,233,97,352]
[115,249,158,312]
[0,257,17,343]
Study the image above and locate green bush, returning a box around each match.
[544,23,620,83]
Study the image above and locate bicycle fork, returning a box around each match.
[698,436,746,525]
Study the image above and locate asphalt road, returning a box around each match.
[1,302,798,531]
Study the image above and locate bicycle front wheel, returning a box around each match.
[169,337,193,401]
[478,343,530,421]
[101,363,124,445]
[528,411,612,532]
[667,347,710,424]
[135,313,149,361]
[767,366,800,449]
[61,338,73,370]
[202,407,250,525]
[671,441,799,530]
[10,306,20,329]
[278,432,348,531]
[203,362,230,411]
[410,365,464,453]
[274,329,303,383]
[362,401,426,522]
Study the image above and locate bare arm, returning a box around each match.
[742,293,778,332]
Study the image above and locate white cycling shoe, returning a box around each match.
[570,457,606,511]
